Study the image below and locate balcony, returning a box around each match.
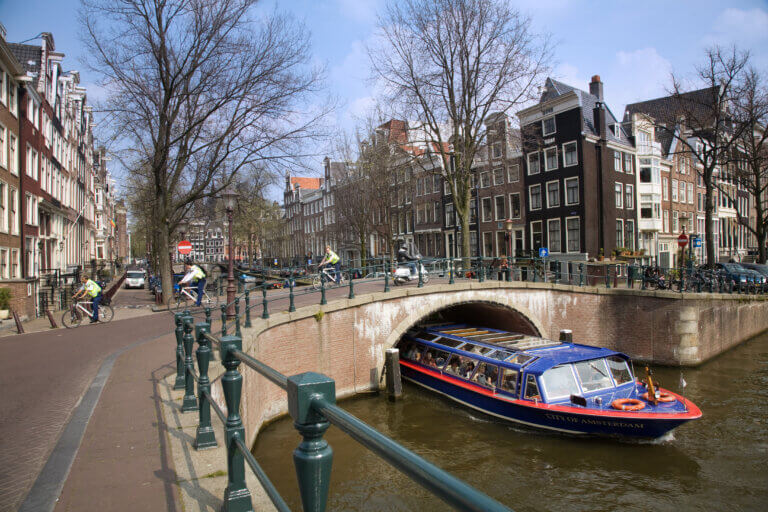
[637,142,662,157]
[639,218,663,232]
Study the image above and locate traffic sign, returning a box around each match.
[177,240,192,254]
[677,233,689,248]
[692,237,702,248]
[539,247,549,258]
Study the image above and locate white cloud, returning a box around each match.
[707,7,768,47]
[336,0,381,24]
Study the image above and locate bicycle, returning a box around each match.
[62,299,114,328]
[311,266,349,290]
[174,284,220,311]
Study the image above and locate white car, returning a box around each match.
[125,270,146,289]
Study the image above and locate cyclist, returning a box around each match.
[318,245,340,283]
[179,260,207,306]
[73,274,103,323]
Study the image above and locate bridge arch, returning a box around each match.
[382,294,547,350]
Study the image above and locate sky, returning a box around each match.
[2,0,768,197]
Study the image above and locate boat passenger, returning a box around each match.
[445,358,460,375]
[461,361,475,378]
[423,351,436,367]
[472,363,486,382]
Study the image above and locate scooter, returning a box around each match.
[392,262,429,285]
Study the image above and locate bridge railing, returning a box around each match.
[172,311,512,512]
[196,258,766,336]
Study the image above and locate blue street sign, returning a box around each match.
[693,237,702,248]
[539,247,549,258]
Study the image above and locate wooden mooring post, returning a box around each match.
[46,310,58,328]
[385,348,402,401]
[559,329,573,342]
[12,310,24,334]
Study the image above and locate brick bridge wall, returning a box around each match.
[222,282,768,446]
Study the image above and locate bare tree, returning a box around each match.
[369,0,550,259]
[81,0,329,302]
[230,167,280,265]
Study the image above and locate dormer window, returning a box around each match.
[542,117,556,136]
[611,124,621,137]
[492,142,502,159]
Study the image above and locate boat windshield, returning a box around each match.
[541,365,580,400]
[573,359,613,392]
[606,356,632,385]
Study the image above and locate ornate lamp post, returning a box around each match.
[222,188,239,318]
[177,219,189,261]
[504,218,514,259]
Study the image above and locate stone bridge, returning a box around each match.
[225,281,768,446]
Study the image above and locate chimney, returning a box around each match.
[589,75,603,101]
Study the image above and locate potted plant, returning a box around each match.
[0,288,11,320]
[598,248,604,261]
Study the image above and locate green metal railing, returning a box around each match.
[172,313,511,512]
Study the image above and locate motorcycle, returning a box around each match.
[392,262,429,285]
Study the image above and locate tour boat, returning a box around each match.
[396,324,701,438]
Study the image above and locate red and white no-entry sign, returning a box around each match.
[177,240,193,254]
[677,233,689,248]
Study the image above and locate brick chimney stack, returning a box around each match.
[589,75,603,101]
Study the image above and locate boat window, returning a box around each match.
[422,347,450,369]
[524,374,541,401]
[573,359,613,392]
[470,362,499,389]
[541,365,580,400]
[437,337,464,348]
[606,356,632,385]
[443,355,463,376]
[421,334,442,342]
[505,354,535,366]
[500,368,519,395]
[488,350,512,361]
[400,342,425,362]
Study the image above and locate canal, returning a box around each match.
[252,331,768,511]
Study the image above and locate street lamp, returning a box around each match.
[222,187,239,318]
[504,218,514,259]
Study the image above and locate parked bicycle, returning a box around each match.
[174,284,220,311]
[311,265,349,290]
[62,300,114,328]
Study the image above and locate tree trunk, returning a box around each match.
[704,173,716,267]
[359,234,367,274]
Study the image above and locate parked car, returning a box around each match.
[739,262,768,279]
[125,270,146,289]
[714,263,750,287]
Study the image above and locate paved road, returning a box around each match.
[0,285,171,512]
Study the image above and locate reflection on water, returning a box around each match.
[252,332,768,511]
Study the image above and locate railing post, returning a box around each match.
[579,263,584,287]
[320,276,327,306]
[221,304,228,336]
[237,279,243,294]
[383,263,390,292]
[173,312,186,390]
[348,270,355,299]
[627,265,633,288]
[613,264,619,288]
[417,259,424,287]
[289,278,296,312]
[244,289,252,327]
[194,322,216,449]
[182,317,198,413]
[448,259,455,285]
[219,335,253,512]
[604,266,610,288]
[288,372,334,512]
[261,283,270,319]
[234,298,241,337]
[205,307,212,325]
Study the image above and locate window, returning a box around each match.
[679,181,686,203]
[623,153,633,174]
[615,183,623,209]
[542,117,556,136]
[500,368,519,395]
[0,249,6,279]
[524,374,541,400]
[0,182,5,233]
[671,179,678,202]
[480,171,490,188]
[607,356,632,385]
[510,193,521,219]
[492,142,502,159]
[544,147,558,171]
[548,219,561,252]
[0,124,5,169]
[574,359,613,392]
[566,217,580,253]
[8,134,17,175]
[625,220,635,250]
[26,145,38,179]
[445,202,454,227]
[687,183,694,205]
[546,180,560,208]
[614,151,622,172]
[531,221,543,251]
[541,365,579,400]
[625,184,633,209]
[565,177,579,205]
[492,167,505,185]
[470,198,477,223]
[11,249,19,278]
[527,152,540,175]
[663,210,669,232]
[640,160,652,183]
[672,210,679,232]
[616,220,623,247]
[529,184,542,210]
[481,197,493,222]
[494,195,505,220]
[563,142,577,167]
[507,164,519,183]
[8,77,16,116]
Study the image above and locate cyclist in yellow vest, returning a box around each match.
[73,274,103,323]
[179,260,207,306]
[319,245,341,283]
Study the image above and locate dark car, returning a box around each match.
[714,263,751,287]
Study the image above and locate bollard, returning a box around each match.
[288,372,334,512]
[384,264,390,292]
[641,268,647,290]
[174,312,186,390]
[604,266,610,288]
[559,329,573,342]
[289,279,296,312]
[320,276,327,306]
[261,283,270,319]
[234,298,241,337]
[627,265,633,288]
[613,265,618,288]
[385,349,403,401]
[219,335,254,511]
[194,322,217,449]
[478,260,485,283]
[348,271,355,299]
[244,289,252,327]
[205,307,212,325]
[182,317,198,413]
[449,259,455,285]
[579,264,584,287]
[220,304,228,336]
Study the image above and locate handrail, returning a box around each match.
[180,316,513,512]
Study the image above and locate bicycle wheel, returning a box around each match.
[312,276,321,290]
[201,290,219,308]
[62,308,82,328]
[98,305,115,323]
[340,272,349,285]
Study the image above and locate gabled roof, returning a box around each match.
[623,87,720,126]
[290,177,322,191]
[8,43,41,87]
[538,77,632,145]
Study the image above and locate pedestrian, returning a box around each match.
[178,259,207,306]
[73,275,103,323]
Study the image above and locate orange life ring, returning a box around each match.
[640,391,676,403]
[611,398,646,411]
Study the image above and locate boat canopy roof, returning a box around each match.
[409,324,627,375]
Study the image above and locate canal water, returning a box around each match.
[252,332,768,511]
